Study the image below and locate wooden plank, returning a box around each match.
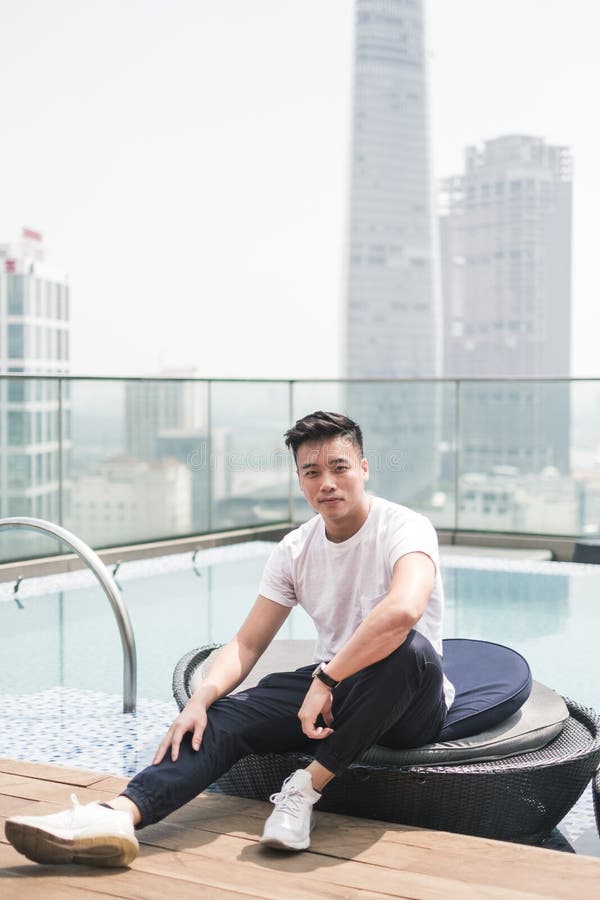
[0,842,249,900]
[135,796,600,898]
[0,780,116,806]
[1,761,599,900]
[0,759,104,787]
[4,787,599,899]
[134,843,412,899]
[134,823,558,900]
[0,877,124,900]
[0,841,387,900]
[87,776,129,795]
[0,774,29,791]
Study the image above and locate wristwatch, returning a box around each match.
[312,662,341,689]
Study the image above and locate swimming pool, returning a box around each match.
[1,543,598,853]
[1,543,597,707]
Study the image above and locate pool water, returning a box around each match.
[1,543,599,854]
[443,558,598,710]
[1,545,597,709]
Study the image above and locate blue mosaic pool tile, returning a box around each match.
[0,687,175,778]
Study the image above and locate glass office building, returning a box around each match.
[0,230,70,555]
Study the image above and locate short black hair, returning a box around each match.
[284,411,364,460]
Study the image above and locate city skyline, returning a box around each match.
[0,0,598,379]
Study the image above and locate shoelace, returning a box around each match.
[269,780,305,815]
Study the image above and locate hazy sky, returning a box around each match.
[1,0,597,378]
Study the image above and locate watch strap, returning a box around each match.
[312,662,340,689]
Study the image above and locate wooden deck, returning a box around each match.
[1,758,599,899]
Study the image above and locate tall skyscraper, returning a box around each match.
[344,0,440,379]
[343,0,442,510]
[0,229,71,557]
[440,135,573,494]
[441,135,572,381]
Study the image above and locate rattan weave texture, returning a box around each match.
[594,768,600,837]
[173,645,600,843]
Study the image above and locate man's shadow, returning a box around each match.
[138,792,392,874]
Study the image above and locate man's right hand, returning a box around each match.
[152,700,208,765]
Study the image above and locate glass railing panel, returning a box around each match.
[0,376,62,561]
[291,380,456,530]
[62,378,210,548]
[570,379,600,538]
[456,379,573,535]
[4,375,600,559]
[344,381,455,530]
[210,381,291,530]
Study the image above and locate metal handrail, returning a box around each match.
[0,517,137,713]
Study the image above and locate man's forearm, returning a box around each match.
[189,639,261,709]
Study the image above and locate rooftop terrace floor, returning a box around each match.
[1,759,599,899]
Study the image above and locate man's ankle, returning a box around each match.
[105,796,142,826]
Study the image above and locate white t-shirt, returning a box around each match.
[259,496,455,708]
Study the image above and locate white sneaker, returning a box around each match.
[5,794,139,867]
[260,769,320,851]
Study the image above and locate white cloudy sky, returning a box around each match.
[0,0,597,378]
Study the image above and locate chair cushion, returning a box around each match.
[181,638,568,767]
[440,638,533,741]
[360,681,569,767]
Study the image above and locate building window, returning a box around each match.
[46,282,54,319]
[8,497,32,516]
[8,380,25,402]
[7,275,24,314]
[8,411,28,445]
[9,454,32,488]
[7,324,24,359]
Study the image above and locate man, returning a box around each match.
[6,411,454,866]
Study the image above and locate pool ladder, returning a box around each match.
[0,517,137,713]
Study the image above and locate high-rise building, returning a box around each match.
[440,135,573,503]
[0,230,70,547]
[124,371,211,532]
[343,0,442,510]
[344,0,440,379]
[441,135,572,380]
[124,368,205,460]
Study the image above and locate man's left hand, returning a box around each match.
[298,679,335,739]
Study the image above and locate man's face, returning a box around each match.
[295,436,369,526]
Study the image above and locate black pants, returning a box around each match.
[122,630,447,827]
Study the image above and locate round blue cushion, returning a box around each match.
[439,638,532,741]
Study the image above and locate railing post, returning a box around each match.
[288,380,294,524]
[57,377,64,529]
[454,379,461,535]
[0,517,137,713]
[207,380,213,533]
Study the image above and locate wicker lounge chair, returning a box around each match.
[594,767,600,837]
[173,640,600,845]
